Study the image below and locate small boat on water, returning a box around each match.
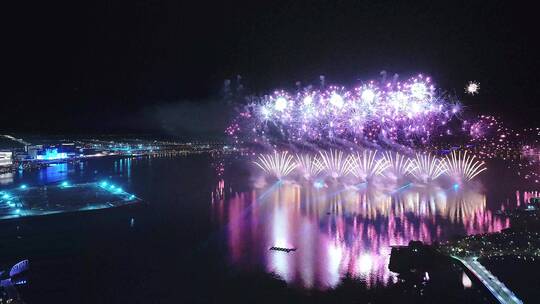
[269,246,296,253]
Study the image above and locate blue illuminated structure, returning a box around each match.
[313,180,325,189]
[1,182,141,220]
[99,180,137,200]
[36,148,68,160]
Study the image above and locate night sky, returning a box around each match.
[4,1,538,136]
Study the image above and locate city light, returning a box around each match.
[36,148,68,160]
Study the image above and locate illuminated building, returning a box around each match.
[36,148,68,160]
[25,145,43,159]
[0,151,12,167]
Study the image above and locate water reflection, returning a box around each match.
[38,163,68,183]
[0,173,14,185]
[114,158,133,180]
[213,182,509,289]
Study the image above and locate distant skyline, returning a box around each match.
[4,1,538,135]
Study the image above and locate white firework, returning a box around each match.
[442,150,487,181]
[347,150,390,181]
[254,151,297,179]
[319,149,349,179]
[295,153,322,179]
[409,153,446,182]
[382,151,415,179]
[465,81,480,95]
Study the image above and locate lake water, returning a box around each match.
[0,154,532,303]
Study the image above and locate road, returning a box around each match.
[454,256,523,304]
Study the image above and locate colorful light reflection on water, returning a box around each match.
[212,181,509,290]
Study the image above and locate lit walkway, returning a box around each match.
[454,256,523,304]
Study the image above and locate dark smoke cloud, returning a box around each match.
[106,100,234,140]
[151,100,232,140]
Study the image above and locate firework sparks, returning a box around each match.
[382,151,415,179]
[295,153,323,179]
[347,150,390,181]
[254,151,297,179]
[228,74,461,148]
[466,115,516,159]
[465,81,480,95]
[409,153,446,182]
[319,149,349,179]
[442,150,487,182]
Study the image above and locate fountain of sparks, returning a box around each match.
[442,150,487,183]
[295,153,322,180]
[346,150,389,182]
[408,153,447,183]
[252,149,488,187]
[382,151,414,180]
[253,151,297,180]
[319,150,350,179]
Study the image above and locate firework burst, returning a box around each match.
[347,150,390,181]
[319,149,350,179]
[465,81,480,95]
[228,74,462,148]
[295,153,323,179]
[253,151,297,179]
[382,151,415,179]
[442,150,487,182]
[409,153,446,182]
